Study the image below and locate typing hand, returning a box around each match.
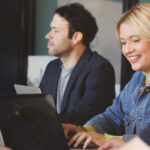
[68,131,106,149]
[62,123,85,139]
[98,137,126,150]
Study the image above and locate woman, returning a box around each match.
[62,3,150,149]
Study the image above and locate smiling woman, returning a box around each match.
[62,3,150,149]
[119,23,150,74]
[116,3,150,83]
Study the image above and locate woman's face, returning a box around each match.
[120,23,150,74]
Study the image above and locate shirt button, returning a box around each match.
[138,118,142,121]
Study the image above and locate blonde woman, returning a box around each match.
[62,3,150,149]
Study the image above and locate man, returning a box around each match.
[40,3,115,125]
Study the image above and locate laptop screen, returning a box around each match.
[0,94,69,150]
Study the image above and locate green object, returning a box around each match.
[104,133,123,141]
[82,125,96,131]
[82,125,123,141]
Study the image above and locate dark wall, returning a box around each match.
[0,0,35,94]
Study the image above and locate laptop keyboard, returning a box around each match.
[70,142,99,149]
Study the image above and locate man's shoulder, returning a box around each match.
[44,58,61,74]
[89,51,113,68]
[91,51,110,62]
[47,58,61,67]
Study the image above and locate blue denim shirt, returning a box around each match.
[85,71,150,141]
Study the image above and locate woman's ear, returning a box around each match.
[72,32,83,44]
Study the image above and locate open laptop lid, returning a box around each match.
[14,84,42,94]
[0,94,69,150]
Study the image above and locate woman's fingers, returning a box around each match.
[63,128,69,138]
[68,132,80,146]
[83,136,92,149]
[68,131,86,147]
[73,132,87,147]
[62,123,85,139]
[97,138,126,150]
[97,142,112,150]
[61,123,69,138]
[68,131,106,149]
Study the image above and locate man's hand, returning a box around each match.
[68,131,106,149]
[61,123,85,138]
[97,137,126,150]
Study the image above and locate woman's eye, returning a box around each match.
[120,41,126,45]
[133,39,140,43]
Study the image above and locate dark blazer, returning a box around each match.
[40,48,115,125]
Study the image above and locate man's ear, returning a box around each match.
[72,32,83,44]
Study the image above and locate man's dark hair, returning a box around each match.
[55,3,98,47]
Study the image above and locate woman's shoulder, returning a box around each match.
[131,71,145,80]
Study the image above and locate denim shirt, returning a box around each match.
[85,71,150,141]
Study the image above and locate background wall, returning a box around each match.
[0,0,34,93]
[34,0,57,55]
[139,0,150,2]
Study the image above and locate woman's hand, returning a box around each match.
[68,131,106,149]
[61,123,85,138]
[97,137,126,150]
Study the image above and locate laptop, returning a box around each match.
[0,94,69,150]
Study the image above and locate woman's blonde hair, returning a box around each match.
[116,3,150,41]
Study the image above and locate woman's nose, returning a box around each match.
[123,43,134,55]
